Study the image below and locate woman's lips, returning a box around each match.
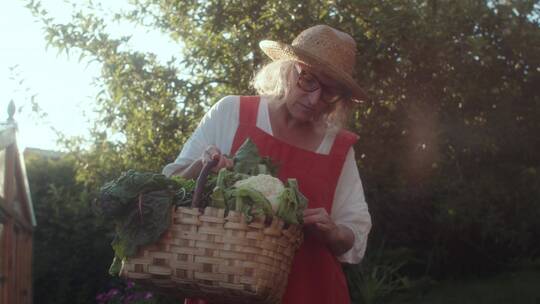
[297,102,315,112]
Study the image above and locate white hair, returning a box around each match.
[251,59,296,99]
[251,59,353,128]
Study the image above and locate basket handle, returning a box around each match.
[191,157,219,209]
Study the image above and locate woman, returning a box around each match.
[163,24,372,304]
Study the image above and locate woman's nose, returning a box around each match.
[307,89,322,105]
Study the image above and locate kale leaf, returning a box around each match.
[98,170,195,275]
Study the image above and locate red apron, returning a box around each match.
[186,96,358,304]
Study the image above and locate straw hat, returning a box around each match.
[259,24,367,102]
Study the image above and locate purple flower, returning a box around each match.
[123,294,136,304]
[96,280,154,304]
[107,288,120,297]
[96,293,107,302]
[143,292,153,299]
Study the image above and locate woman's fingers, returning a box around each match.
[216,154,234,170]
[303,207,339,243]
[303,208,327,216]
[223,157,234,169]
[203,146,221,163]
[201,146,234,172]
[315,222,334,232]
[303,213,326,225]
[303,208,331,224]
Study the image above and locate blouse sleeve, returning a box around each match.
[331,147,372,264]
[162,95,240,177]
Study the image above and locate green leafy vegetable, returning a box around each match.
[209,168,246,209]
[233,138,278,176]
[225,139,308,224]
[276,179,309,225]
[230,185,274,222]
[98,170,197,276]
[99,170,180,219]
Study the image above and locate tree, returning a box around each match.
[26,152,112,304]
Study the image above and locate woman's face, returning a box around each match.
[285,63,346,123]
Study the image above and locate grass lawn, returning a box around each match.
[387,269,540,304]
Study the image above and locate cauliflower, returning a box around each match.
[233,174,285,212]
[208,139,308,224]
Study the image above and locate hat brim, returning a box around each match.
[259,40,368,103]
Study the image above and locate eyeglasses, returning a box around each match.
[295,64,350,104]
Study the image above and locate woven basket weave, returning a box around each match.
[120,206,303,304]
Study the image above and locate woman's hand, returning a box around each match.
[170,146,233,179]
[202,145,234,172]
[303,208,354,256]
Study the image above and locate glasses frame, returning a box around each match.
[294,64,350,105]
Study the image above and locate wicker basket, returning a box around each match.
[120,206,303,304]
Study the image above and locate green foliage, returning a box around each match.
[345,240,428,304]
[386,268,540,304]
[25,0,204,190]
[26,153,113,304]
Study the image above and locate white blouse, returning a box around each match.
[162,95,371,264]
